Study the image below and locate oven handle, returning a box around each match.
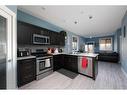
[37,59,46,63]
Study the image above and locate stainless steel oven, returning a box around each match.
[36,56,53,80]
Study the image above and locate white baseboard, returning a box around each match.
[121,67,127,79]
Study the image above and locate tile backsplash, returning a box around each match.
[18,45,65,53]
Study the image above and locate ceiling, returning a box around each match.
[18,6,127,37]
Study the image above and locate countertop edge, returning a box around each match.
[52,53,99,57]
[17,56,36,61]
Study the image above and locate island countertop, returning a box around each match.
[52,52,99,57]
[70,53,99,57]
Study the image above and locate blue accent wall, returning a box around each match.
[17,10,63,32]
[85,35,114,53]
[6,5,17,14]
[121,11,127,74]
[64,31,86,53]
[114,28,121,53]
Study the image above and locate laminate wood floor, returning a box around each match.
[20,62,127,89]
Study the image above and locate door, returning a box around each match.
[0,7,14,89]
[85,43,94,53]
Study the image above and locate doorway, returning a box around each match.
[85,42,94,53]
[0,6,16,89]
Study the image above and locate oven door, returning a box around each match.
[36,59,52,75]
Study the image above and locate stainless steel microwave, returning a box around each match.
[33,34,50,44]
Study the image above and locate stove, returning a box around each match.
[31,49,53,80]
[31,52,52,58]
[31,49,52,57]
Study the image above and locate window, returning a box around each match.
[72,36,78,51]
[99,38,112,51]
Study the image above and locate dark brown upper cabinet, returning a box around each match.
[59,31,66,46]
[17,21,41,45]
[17,21,65,46]
[50,31,60,45]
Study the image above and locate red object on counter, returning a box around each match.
[51,48,55,53]
[82,57,88,69]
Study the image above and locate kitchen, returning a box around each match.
[17,18,98,87]
[0,5,127,89]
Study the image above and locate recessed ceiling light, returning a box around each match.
[80,11,84,14]
[74,21,78,24]
[41,7,46,10]
[89,15,93,19]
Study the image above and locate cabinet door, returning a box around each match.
[17,21,29,45]
[55,33,60,45]
[17,58,36,87]
[53,55,64,71]
[17,21,41,45]
[40,29,50,36]
[63,55,78,73]
[59,34,65,46]
[50,31,60,45]
[70,56,78,73]
[50,32,55,45]
[63,55,69,69]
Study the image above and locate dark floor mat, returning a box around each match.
[57,69,78,79]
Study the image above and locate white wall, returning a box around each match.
[121,11,127,74]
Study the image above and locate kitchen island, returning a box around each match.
[77,53,98,80]
[53,53,98,80]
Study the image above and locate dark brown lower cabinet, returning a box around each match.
[53,54,64,71]
[63,55,78,73]
[17,58,36,87]
[53,54,78,73]
[93,57,98,80]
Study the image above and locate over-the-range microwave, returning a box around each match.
[33,34,50,44]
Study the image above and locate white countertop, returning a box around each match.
[17,56,36,60]
[52,52,98,57]
[70,53,99,57]
[51,52,68,55]
[17,53,98,60]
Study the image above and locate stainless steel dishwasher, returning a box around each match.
[78,57,93,78]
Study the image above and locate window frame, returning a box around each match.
[99,37,113,51]
[72,35,79,51]
[85,41,95,53]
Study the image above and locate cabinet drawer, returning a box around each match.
[21,74,35,84]
[23,65,34,70]
[20,68,35,75]
[21,58,35,63]
[17,58,36,87]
